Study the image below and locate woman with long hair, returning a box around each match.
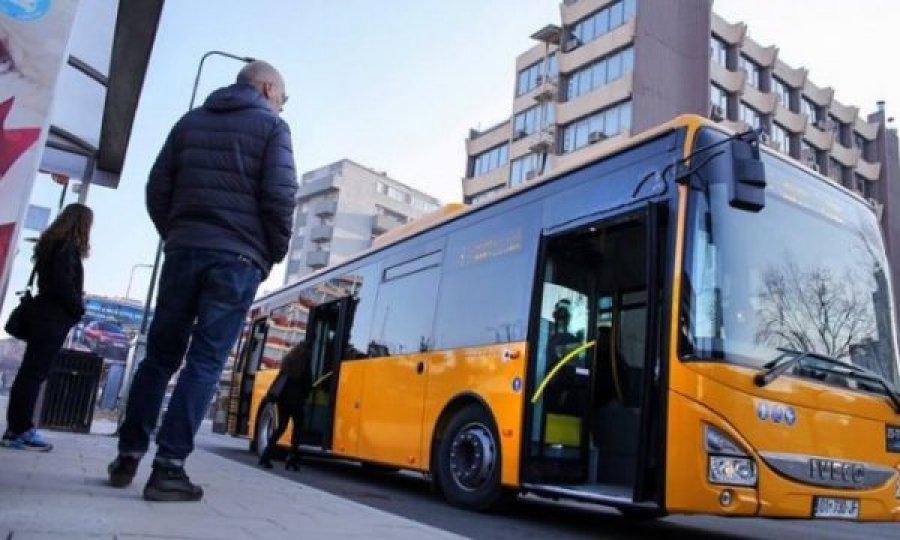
[2,203,92,451]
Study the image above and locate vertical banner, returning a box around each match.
[0,0,80,303]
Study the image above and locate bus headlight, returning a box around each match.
[709,456,758,486]
[705,424,758,487]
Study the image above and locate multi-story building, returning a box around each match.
[285,159,441,284]
[462,0,899,300]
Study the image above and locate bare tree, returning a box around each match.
[754,257,876,360]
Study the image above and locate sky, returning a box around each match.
[3,0,900,326]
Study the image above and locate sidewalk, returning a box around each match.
[0,420,463,539]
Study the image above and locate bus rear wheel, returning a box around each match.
[436,404,505,511]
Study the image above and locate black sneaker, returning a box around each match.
[107,454,140,488]
[143,462,203,502]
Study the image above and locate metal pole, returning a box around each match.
[125,263,152,301]
[118,50,254,428]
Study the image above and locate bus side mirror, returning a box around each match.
[728,138,766,212]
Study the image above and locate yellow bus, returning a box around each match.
[215,115,900,520]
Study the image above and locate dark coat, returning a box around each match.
[266,346,312,411]
[146,83,298,276]
[34,239,84,325]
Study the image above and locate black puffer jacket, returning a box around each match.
[146,83,298,275]
[34,239,84,324]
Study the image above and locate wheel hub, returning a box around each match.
[449,423,496,491]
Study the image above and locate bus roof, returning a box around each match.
[258,114,871,307]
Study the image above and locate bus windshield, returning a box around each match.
[682,151,900,385]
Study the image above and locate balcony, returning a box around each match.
[309,225,333,243]
[463,164,510,200]
[306,250,329,269]
[856,158,882,182]
[710,61,746,94]
[312,199,337,217]
[372,213,403,235]
[773,104,807,134]
[804,122,834,151]
[741,83,777,115]
[830,142,859,168]
[466,120,511,158]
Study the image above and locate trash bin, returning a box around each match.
[38,349,103,433]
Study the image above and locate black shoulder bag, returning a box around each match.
[4,266,37,341]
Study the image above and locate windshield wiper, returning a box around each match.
[755,348,900,413]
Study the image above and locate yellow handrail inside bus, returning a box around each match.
[312,371,332,389]
[531,340,597,404]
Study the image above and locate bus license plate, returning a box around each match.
[813,497,859,520]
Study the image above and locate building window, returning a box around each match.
[509,153,542,186]
[710,83,727,118]
[710,35,728,67]
[568,0,636,50]
[801,97,820,124]
[771,123,790,154]
[827,114,847,146]
[411,198,438,212]
[472,144,509,177]
[800,139,819,170]
[468,187,503,205]
[854,132,867,155]
[375,205,408,224]
[828,157,844,184]
[773,77,792,110]
[516,53,558,97]
[739,101,761,129]
[513,102,555,139]
[738,54,759,88]
[560,100,632,154]
[375,181,389,196]
[858,174,874,199]
[565,47,634,101]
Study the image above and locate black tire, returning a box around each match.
[254,402,277,458]
[435,404,505,511]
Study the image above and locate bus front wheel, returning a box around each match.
[435,404,505,511]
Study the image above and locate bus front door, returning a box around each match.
[231,317,268,437]
[300,297,353,450]
[526,210,661,504]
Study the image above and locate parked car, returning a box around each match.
[72,315,98,347]
[82,320,130,360]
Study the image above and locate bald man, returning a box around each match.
[108,60,297,502]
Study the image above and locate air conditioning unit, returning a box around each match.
[588,131,607,144]
[535,74,544,85]
[515,129,529,139]
[710,104,725,121]
[758,132,771,145]
[565,38,579,51]
[525,170,538,181]
[810,163,820,173]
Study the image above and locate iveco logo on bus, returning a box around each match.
[808,458,866,486]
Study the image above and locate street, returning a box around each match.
[198,432,899,540]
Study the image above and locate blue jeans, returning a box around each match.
[118,248,261,461]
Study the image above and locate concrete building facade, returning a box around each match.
[285,159,441,283]
[462,0,899,299]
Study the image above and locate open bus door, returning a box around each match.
[299,296,355,451]
[524,204,665,511]
[227,317,268,438]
